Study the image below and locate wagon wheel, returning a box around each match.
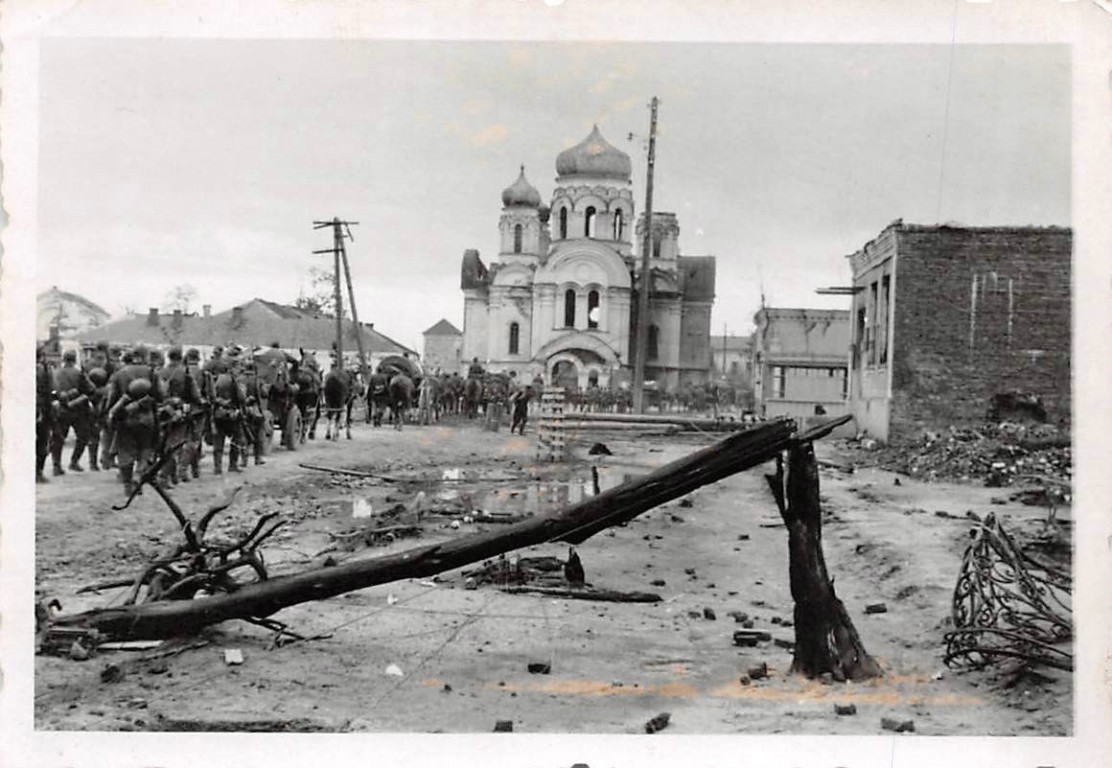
[283,405,302,451]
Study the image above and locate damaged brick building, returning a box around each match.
[847,221,1071,444]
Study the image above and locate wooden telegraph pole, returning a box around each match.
[632,97,659,414]
[312,218,367,378]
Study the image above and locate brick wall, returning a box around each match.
[888,226,1071,442]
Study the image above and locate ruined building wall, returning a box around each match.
[888,227,1071,442]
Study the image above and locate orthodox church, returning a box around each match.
[460,125,715,391]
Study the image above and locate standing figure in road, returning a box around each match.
[36,344,57,484]
[510,384,534,435]
[50,349,97,475]
[106,346,163,496]
[85,365,111,474]
[239,356,269,466]
[210,354,246,475]
[97,344,125,470]
[182,348,207,481]
[157,346,202,485]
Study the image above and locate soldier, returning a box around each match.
[239,355,268,467]
[157,346,201,485]
[85,365,111,472]
[50,349,97,475]
[106,346,164,496]
[36,343,57,484]
[182,348,207,481]
[210,346,246,475]
[467,356,485,379]
[98,345,126,470]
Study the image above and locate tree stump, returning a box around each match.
[774,443,882,681]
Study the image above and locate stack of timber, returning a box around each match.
[559,412,752,433]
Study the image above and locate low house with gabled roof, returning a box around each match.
[75,298,417,371]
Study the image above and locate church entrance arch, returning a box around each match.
[552,359,579,391]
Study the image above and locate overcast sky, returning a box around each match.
[37,40,1069,351]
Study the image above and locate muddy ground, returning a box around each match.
[34,415,1072,735]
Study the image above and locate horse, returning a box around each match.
[388,373,415,430]
[462,377,483,419]
[417,376,440,425]
[322,368,355,440]
[365,372,392,427]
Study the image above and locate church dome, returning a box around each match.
[501,166,542,208]
[555,125,632,181]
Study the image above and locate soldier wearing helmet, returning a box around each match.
[35,343,57,484]
[210,361,246,475]
[84,365,111,472]
[50,349,97,475]
[106,345,164,495]
[181,348,207,481]
[156,346,201,485]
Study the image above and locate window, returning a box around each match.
[513,224,523,254]
[613,209,624,241]
[648,324,660,361]
[879,274,891,364]
[652,235,662,259]
[868,281,879,365]
[584,206,596,237]
[772,366,786,398]
[587,290,600,329]
[588,370,599,388]
[509,322,520,355]
[854,306,866,369]
[564,289,576,328]
[559,207,568,239]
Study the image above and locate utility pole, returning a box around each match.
[312,218,362,373]
[721,322,728,379]
[632,96,659,415]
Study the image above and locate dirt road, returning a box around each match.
[34,418,1071,734]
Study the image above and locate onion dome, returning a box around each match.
[501,165,542,208]
[555,125,632,181]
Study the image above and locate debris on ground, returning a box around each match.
[644,712,671,733]
[588,442,612,456]
[493,720,513,732]
[527,662,551,674]
[880,717,915,733]
[224,649,244,666]
[865,602,888,615]
[850,421,1071,490]
[834,703,857,716]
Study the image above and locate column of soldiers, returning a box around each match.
[37,341,268,496]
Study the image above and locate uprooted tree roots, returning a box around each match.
[40,443,288,649]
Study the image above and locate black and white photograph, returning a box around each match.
[3,2,1110,767]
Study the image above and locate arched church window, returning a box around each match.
[652,235,662,260]
[648,324,660,361]
[564,289,576,328]
[559,208,568,239]
[585,206,596,238]
[587,290,600,329]
[509,322,520,355]
[513,224,523,254]
[613,209,624,241]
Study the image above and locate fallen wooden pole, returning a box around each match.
[51,417,838,641]
[497,586,662,603]
[567,412,748,430]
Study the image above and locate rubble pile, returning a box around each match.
[868,422,1071,488]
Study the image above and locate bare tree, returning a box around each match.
[163,284,198,314]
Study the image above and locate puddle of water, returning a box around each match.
[351,497,374,519]
[427,466,637,518]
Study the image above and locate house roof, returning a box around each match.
[75,298,415,356]
[424,319,462,336]
[37,286,111,320]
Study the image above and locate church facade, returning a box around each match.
[460,125,715,392]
